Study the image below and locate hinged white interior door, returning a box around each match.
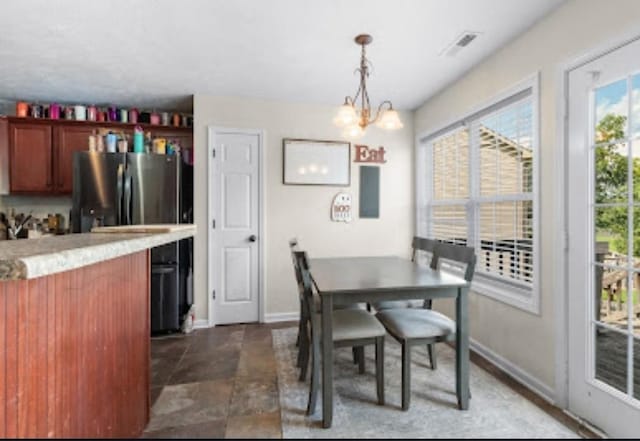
[210,129,260,324]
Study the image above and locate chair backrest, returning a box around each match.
[432,242,477,282]
[289,238,303,292]
[294,250,315,317]
[411,236,439,268]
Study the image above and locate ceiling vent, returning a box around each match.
[440,31,481,57]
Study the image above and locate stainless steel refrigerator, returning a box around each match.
[71,152,194,333]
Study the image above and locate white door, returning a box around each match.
[567,38,640,437]
[210,129,261,324]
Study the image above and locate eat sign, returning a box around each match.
[354,144,387,163]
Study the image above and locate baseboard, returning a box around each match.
[264,311,300,323]
[193,319,210,329]
[469,338,556,404]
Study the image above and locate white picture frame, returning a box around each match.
[283,138,351,186]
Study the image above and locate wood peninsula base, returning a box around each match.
[0,251,150,438]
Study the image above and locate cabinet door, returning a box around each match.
[9,123,53,193]
[54,125,94,193]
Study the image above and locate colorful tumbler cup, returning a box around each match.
[87,105,97,121]
[49,103,61,119]
[16,101,28,117]
[133,132,144,153]
[105,133,117,153]
[129,108,139,124]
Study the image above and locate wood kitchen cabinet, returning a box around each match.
[9,122,53,193]
[5,117,193,195]
[54,125,95,193]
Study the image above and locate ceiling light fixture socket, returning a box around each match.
[354,34,373,46]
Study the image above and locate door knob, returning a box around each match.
[248,235,257,242]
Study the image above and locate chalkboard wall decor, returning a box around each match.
[283,138,351,186]
[359,166,380,218]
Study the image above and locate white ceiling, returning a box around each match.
[0,0,564,112]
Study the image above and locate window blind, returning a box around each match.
[422,90,536,290]
[429,129,469,246]
[472,98,534,285]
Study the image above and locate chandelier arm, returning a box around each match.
[371,100,394,124]
[343,96,355,106]
[352,84,363,105]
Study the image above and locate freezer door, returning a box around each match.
[71,152,127,232]
[125,153,179,225]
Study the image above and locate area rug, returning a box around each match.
[272,327,577,439]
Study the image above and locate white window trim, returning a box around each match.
[416,72,541,315]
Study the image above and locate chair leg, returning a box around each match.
[366,303,372,312]
[427,344,437,370]
[306,329,321,416]
[375,336,385,405]
[296,327,304,368]
[352,347,358,364]
[356,346,365,374]
[295,304,302,348]
[298,321,310,382]
[401,342,411,411]
[296,311,307,367]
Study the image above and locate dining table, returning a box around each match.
[309,255,471,429]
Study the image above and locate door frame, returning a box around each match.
[207,126,266,327]
[554,25,640,411]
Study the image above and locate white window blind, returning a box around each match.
[473,99,534,286]
[418,75,539,312]
[430,129,469,246]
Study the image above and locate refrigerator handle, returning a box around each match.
[124,167,132,225]
[116,163,124,224]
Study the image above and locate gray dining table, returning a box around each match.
[309,255,471,429]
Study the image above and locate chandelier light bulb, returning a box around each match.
[376,108,404,130]
[343,124,365,139]
[333,104,358,128]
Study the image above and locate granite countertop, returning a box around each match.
[0,225,196,280]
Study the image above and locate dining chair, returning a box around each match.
[295,250,386,415]
[289,238,365,382]
[375,241,476,411]
[372,236,440,368]
[373,236,439,311]
[289,239,307,368]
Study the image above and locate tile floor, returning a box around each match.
[144,323,287,438]
[144,322,597,439]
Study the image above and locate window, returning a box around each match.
[417,75,539,313]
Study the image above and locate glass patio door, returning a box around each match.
[567,38,640,437]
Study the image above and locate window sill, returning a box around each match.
[471,273,540,315]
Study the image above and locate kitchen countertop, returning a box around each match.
[0,225,196,280]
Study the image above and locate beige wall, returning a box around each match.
[193,96,414,320]
[414,0,640,392]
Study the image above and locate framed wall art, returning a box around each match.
[282,138,351,186]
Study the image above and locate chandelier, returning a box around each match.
[333,34,403,138]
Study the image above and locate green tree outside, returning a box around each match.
[594,114,640,256]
